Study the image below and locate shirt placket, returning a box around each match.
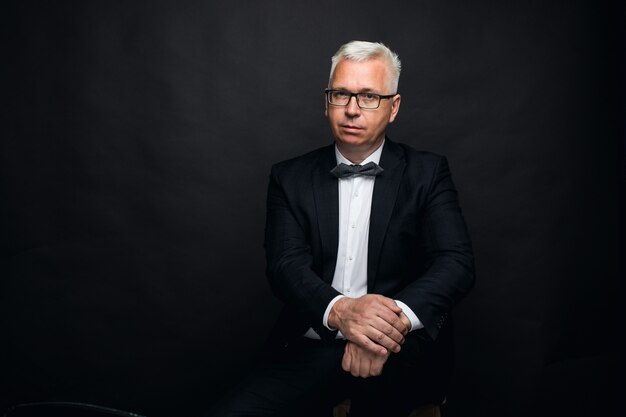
[343,176,362,296]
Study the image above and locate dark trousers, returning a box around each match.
[209,330,451,417]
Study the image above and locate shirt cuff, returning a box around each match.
[323,295,346,330]
[394,300,424,331]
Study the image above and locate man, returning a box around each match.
[212,40,474,417]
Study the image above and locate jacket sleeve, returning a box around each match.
[264,165,341,339]
[394,156,475,340]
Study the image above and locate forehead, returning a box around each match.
[330,58,391,92]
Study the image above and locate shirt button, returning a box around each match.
[346,288,351,293]
[348,256,353,261]
[354,191,359,197]
[351,224,356,228]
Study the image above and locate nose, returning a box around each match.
[345,95,361,117]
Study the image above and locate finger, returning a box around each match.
[399,312,412,335]
[372,317,405,345]
[370,356,385,376]
[374,307,407,334]
[372,356,389,376]
[365,326,402,353]
[347,343,359,377]
[356,334,388,356]
[379,296,402,314]
[357,355,370,378]
[342,349,352,373]
[341,342,352,372]
[350,352,362,377]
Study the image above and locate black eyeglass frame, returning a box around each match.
[324,89,398,109]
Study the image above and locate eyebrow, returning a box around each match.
[331,87,380,94]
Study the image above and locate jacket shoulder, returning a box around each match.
[385,141,449,178]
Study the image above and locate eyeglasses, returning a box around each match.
[325,89,397,109]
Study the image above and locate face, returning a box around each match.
[325,58,401,157]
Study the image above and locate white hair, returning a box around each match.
[329,40,401,93]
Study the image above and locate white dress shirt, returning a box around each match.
[304,141,423,339]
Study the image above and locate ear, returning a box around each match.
[324,96,329,118]
[388,94,401,123]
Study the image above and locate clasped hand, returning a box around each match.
[328,294,411,377]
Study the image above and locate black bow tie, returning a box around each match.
[330,162,384,179]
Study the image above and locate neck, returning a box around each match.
[336,137,384,165]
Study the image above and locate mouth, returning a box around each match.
[340,124,364,133]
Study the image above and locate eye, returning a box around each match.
[359,93,378,103]
[334,91,350,98]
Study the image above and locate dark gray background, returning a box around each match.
[2,1,623,416]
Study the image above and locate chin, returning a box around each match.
[337,134,365,144]
[337,139,365,149]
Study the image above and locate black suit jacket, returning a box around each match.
[264,138,474,345]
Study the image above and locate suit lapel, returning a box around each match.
[312,145,339,283]
[368,139,406,291]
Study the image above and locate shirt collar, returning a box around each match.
[334,139,385,166]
